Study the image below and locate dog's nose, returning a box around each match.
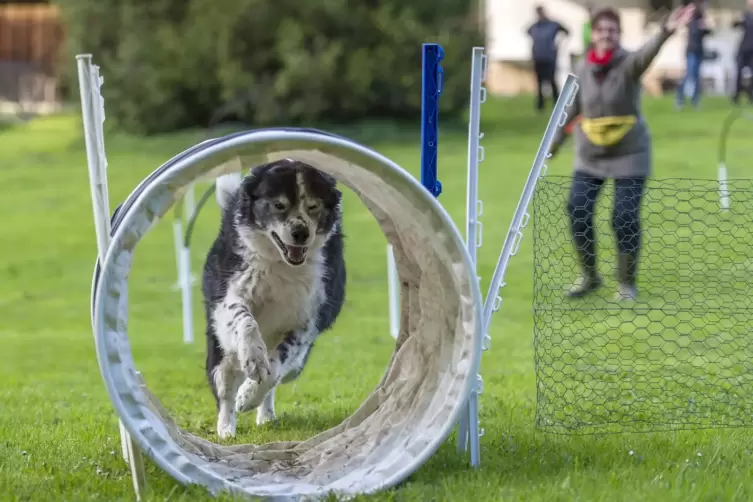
[290,225,310,245]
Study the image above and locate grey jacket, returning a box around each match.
[553,27,673,179]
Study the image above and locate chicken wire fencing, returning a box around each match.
[532,176,753,435]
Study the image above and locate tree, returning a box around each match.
[58,0,482,134]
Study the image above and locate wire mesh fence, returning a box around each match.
[533,175,753,434]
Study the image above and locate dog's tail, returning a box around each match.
[215,173,243,211]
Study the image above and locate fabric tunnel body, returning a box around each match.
[91,128,483,500]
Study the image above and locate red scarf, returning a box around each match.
[587,48,614,66]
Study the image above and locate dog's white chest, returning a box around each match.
[235,259,322,348]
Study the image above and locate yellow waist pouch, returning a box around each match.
[580,115,637,146]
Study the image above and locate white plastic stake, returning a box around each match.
[172,219,194,344]
[174,182,196,344]
[77,53,146,500]
[718,163,730,210]
[457,46,485,464]
[78,58,111,259]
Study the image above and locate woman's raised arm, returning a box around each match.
[626,4,697,79]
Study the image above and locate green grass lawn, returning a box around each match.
[2,95,753,501]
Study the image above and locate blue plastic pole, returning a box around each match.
[421,43,444,198]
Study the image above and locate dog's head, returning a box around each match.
[234,159,341,267]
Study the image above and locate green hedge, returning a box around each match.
[57,0,482,135]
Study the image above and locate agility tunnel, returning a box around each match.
[90,125,483,499]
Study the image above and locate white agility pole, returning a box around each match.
[715,110,753,211]
[172,182,196,344]
[716,110,753,211]
[180,184,195,343]
[479,74,579,426]
[462,74,578,468]
[456,46,486,461]
[718,163,730,210]
[77,54,147,499]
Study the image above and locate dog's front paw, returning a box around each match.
[239,339,272,384]
[235,378,265,413]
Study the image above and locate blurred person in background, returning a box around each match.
[548,4,697,302]
[732,0,753,104]
[527,5,570,112]
[676,0,714,110]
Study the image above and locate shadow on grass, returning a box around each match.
[263,408,349,433]
[183,407,352,446]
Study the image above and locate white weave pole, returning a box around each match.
[172,181,196,343]
[718,162,730,211]
[180,184,195,343]
[77,54,147,500]
[456,46,486,462]
[475,75,579,464]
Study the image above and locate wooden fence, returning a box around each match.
[0,3,65,114]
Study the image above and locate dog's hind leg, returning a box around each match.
[252,330,316,426]
[277,329,317,384]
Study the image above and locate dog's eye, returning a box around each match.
[307,202,320,212]
[273,201,287,211]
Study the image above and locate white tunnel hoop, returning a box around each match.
[92,129,484,499]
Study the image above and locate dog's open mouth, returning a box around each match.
[271,232,307,265]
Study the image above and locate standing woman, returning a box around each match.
[549,5,696,302]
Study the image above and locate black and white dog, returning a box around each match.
[201,159,346,438]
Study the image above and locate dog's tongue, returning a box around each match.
[287,245,306,262]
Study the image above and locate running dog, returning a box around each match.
[202,158,346,438]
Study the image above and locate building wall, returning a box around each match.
[0,3,63,113]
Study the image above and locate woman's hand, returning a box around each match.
[665,4,696,33]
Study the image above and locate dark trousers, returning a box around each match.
[733,50,753,103]
[534,60,559,111]
[676,51,703,107]
[566,174,646,279]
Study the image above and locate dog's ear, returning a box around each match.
[303,166,340,207]
[318,170,337,187]
[241,163,276,200]
[237,165,272,224]
[322,173,341,209]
